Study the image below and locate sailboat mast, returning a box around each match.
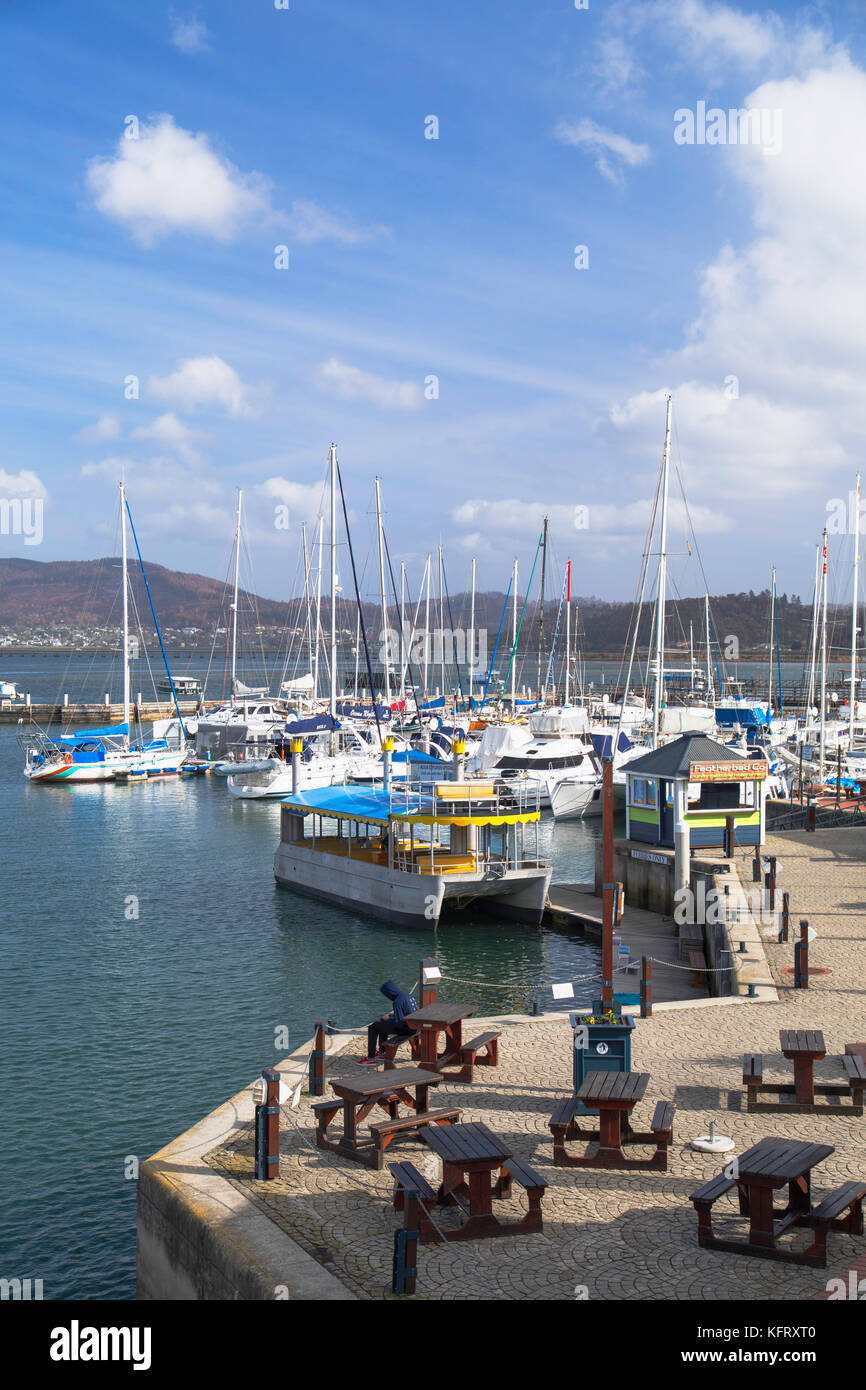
[469,557,476,709]
[120,481,130,741]
[438,544,445,701]
[375,478,391,707]
[537,516,548,702]
[820,528,828,778]
[768,568,776,716]
[806,543,820,722]
[329,444,338,731]
[399,562,406,702]
[511,557,518,711]
[850,473,861,744]
[231,489,242,695]
[313,515,324,704]
[705,594,712,698]
[565,559,571,705]
[652,395,673,747]
[423,553,431,698]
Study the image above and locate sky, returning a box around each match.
[2,0,866,607]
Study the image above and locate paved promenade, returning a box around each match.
[203,828,866,1300]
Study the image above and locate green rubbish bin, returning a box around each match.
[570,1012,636,1114]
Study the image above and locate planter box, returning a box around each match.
[570,1012,636,1113]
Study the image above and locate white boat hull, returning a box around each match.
[273,840,551,928]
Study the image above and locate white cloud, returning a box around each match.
[86,116,275,245]
[257,477,328,526]
[452,493,730,544]
[555,118,651,186]
[626,57,866,499]
[288,199,390,246]
[313,357,424,410]
[0,469,49,499]
[131,412,205,462]
[148,356,259,418]
[77,413,121,444]
[170,14,211,55]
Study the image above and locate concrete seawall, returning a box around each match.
[137,1036,356,1301]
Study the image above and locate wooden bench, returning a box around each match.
[687,949,708,988]
[311,1098,342,1127]
[743,1053,764,1109]
[649,1100,676,1165]
[434,781,496,802]
[493,1155,547,1231]
[415,852,478,875]
[690,1171,749,1246]
[381,1032,422,1071]
[846,1042,866,1063]
[549,1094,588,1162]
[437,1029,501,1083]
[389,1161,439,1244]
[804,1181,866,1265]
[369,1107,461,1159]
[842,1053,866,1113]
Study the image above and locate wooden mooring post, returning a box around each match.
[419,958,440,1007]
[309,1022,327,1096]
[254,1068,281,1180]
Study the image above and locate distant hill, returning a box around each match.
[0,557,288,630]
[0,558,846,657]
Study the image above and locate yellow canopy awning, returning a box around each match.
[398,811,541,827]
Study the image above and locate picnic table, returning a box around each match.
[313,1067,460,1170]
[744,1029,863,1114]
[405,1002,477,1070]
[691,1136,866,1266]
[413,1120,546,1240]
[781,1029,826,1103]
[549,1072,674,1170]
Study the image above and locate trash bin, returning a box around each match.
[570,1012,636,1114]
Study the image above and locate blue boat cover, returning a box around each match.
[590,731,634,758]
[56,724,129,741]
[392,750,441,763]
[420,697,446,709]
[335,702,392,720]
[285,714,340,734]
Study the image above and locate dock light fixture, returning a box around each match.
[421,964,441,983]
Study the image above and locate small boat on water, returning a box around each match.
[274,779,551,929]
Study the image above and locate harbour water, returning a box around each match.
[1,656,610,1300]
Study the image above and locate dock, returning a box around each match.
[546,882,708,1004]
[1,700,211,726]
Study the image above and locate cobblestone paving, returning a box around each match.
[205,828,866,1300]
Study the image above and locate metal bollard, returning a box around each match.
[640,956,653,1019]
[724,815,735,860]
[309,1022,327,1096]
[752,847,761,882]
[779,891,790,942]
[794,940,809,989]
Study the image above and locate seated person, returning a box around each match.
[359,979,419,1063]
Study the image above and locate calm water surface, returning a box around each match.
[1,658,616,1300]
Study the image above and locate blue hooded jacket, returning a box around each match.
[380,980,418,1027]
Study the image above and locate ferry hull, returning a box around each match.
[273,841,551,929]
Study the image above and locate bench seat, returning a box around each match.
[369,1107,461,1157]
[433,1028,501,1082]
[804,1181,866,1265]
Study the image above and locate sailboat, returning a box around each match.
[194,489,293,766]
[18,485,189,783]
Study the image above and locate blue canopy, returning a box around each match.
[281,784,426,823]
[393,750,441,763]
[55,724,128,742]
[420,697,446,709]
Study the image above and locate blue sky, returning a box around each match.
[2,0,866,606]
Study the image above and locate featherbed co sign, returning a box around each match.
[689,762,769,782]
